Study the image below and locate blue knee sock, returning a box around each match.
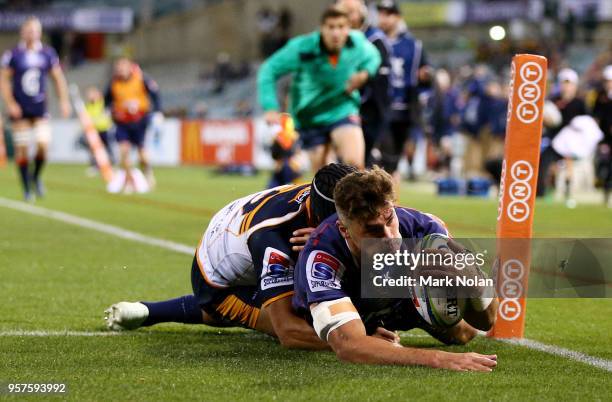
[33,154,45,183]
[16,158,30,194]
[141,295,203,326]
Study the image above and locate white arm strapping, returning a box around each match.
[311,297,361,341]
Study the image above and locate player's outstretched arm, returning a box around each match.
[328,319,497,371]
[264,296,330,350]
[313,300,497,371]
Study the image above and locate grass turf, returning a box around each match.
[0,164,610,401]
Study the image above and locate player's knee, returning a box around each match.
[16,156,28,166]
[33,120,51,146]
[12,129,32,149]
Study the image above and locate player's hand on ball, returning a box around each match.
[372,327,401,345]
[437,351,497,372]
[290,227,315,251]
[7,102,22,119]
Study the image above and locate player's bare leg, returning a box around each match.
[330,124,365,169]
[105,295,205,330]
[118,141,135,193]
[250,306,276,337]
[137,146,155,189]
[32,118,51,198]
[307,143,330,173]
[11,120,34,201]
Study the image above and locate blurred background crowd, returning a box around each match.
[0,0,610,206]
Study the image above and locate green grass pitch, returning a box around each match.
[0,164,610,401]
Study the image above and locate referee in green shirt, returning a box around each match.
[257,5,381,171]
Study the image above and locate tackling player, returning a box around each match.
[105,57,161,191]
[257,5,381,172]
[292,167,499,371]
[105,164,400,349]
[0,17,71,201]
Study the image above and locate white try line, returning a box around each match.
[0,197,194,255]
[0,330,125,337]
[1,197,611,372]
[501,338,612,372]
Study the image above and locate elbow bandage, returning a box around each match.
[311,297,361,341]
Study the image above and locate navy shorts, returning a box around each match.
[115,115,150,148]
[298,115,361,150]
[11,101,47,121]
[190,256,263,329]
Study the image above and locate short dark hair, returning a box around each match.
[334,166,396,223]
[320,5,349,24]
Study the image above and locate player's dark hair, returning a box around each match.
[320,5,349,24]
[334,166,396,223]
[310,163,358,226]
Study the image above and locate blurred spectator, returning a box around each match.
[338,0,391,167]
[213,52,231,94]
[481,80,508,184]
[459,65,489,177]
[537,68,587,197]
[592,65,612,206]
[550,68,587,138]
[551,116,603,206]
[582,5,598,44]
[256,6,279,58]
[423,68,461,177]
[541,0,559,39]
[234,100,253,118]
[376,0,430,185]
[562,9,576,47]
[83,86,114,174]
[69,33,87,67]
[191,101,209,120]
[278,7,293,47]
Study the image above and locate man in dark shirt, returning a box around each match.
[338,0,392,167]
[592,65,612,206]
[537,68,587,197]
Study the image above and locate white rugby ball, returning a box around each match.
[411,284,466,328]
[413,233,465,327]
[418,233,451,252]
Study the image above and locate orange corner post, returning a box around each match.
[490,54,547,338]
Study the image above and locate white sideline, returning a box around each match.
[501,338,612,372]
[1,197,611,372]
[0,197,194,255]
